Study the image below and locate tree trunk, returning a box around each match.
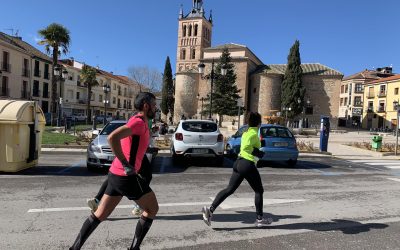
[86,85,91,124]
[51,46,58,126]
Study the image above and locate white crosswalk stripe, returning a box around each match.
[348,159,400,169]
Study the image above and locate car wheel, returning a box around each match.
[287,159,297,167]
[172,147,183,165]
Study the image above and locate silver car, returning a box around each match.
[87,120,157,170]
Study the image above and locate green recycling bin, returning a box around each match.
[371,135,383,151]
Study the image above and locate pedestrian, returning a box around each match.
[69,92,159,250]
[202,112,273,227]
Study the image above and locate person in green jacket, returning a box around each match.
[202,112,273,227]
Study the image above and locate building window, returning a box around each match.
[34,60,40,77]
[183,25,186,37]
[194,24,198,36]
[76,92,80,100]
[379,85,386,96]
[23,58,29,77]
[305,106,313,115]
[253,88,257,93]
[191,48,195,59]
[113,97,116,104]
[378,101,385,112]
[354,96,362,106]
[44,64,50,79]
[340,98,343,106]
[368,101,373,112]
[21,81,28,99]
[1,76,9,96]
[2,51,10,72]
[355,84,363,93]
[344,97,348,105]
[43,82,49,98]
[395,88,399,95]
[33,80,39,97]
[340,85,344,93]
[99,94,103,102]
[181,49,186,60]
[113,83,116,90]
[345,85,348,93]
[188,24,192,36]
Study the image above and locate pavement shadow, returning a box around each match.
[213,219,388,234]
[107,211,300,224]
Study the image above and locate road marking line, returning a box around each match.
[365,163,400,165]
[28,201,210,213]
[385,166,400,169]
[349,160,400,163]
[387,177,400,182]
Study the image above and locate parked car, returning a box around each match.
[72,113,87,121]
[170,119,225,165]
[226,124,299,167]
[87,120,158,170]
[95,115,112,123]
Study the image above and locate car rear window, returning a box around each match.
[182,121,217,132]
[260,127,293,138]
[100,122,126,135]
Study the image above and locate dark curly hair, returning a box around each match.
[246,112,262,127]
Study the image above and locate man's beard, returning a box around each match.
[147,109,155,119]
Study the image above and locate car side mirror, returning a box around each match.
[260,140,266,147]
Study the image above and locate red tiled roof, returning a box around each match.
[369,74,400,84]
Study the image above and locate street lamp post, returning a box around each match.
[198,59,227,120]
[197,94,205,120]
[394,100,399,156]
[102,84,111,125]
[282,107,292,126]
[54,65,68,127]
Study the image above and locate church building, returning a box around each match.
[173,0,343,127]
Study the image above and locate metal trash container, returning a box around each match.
[371,135,383,151]
[0,100,45,172]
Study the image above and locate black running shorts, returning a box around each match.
[105,172,152,200]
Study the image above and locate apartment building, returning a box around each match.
[362,74,400,129]
[60,59,140,120]
[339,67,393,127]
[0,32,53,113]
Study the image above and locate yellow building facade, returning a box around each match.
[362,75,400,129]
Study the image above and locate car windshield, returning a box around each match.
[100,122,126,135]
[182,121,217,132]
[260,127,293,138]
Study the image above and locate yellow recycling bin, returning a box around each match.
[0,100,45,172]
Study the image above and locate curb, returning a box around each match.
[41,149,86,155]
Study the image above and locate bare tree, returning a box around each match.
[127,65,162,92]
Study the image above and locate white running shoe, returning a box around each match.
[202,206,212,226]
[255,217,273,227]
[132,205,142,216]
[87,198,99,212]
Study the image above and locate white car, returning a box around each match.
[171,119,225,165]
[72,113,87,121]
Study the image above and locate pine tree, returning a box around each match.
[161,56,174,118]
[281,40,305,118]
[213,48,241,126]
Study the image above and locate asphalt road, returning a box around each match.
[1,154,400,249]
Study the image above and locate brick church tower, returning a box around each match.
[176,0,212,73]
[173,0,213,123]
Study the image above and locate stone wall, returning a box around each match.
[173,72,199,123]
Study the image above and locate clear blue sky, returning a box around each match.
[3,0,399,77]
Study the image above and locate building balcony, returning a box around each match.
[1,62,11,73]
[378,92,386,98]
[354,90,364,94]
[376,108,385,113]
[22,68,30,77]
[0,88,10,97]
[353,102,363,107]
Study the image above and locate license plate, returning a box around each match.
[192,149,208,154]
[274,142,288,147]
[107,155,115,161]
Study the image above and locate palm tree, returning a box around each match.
[80,65,99,124]
[38,23,71,124]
